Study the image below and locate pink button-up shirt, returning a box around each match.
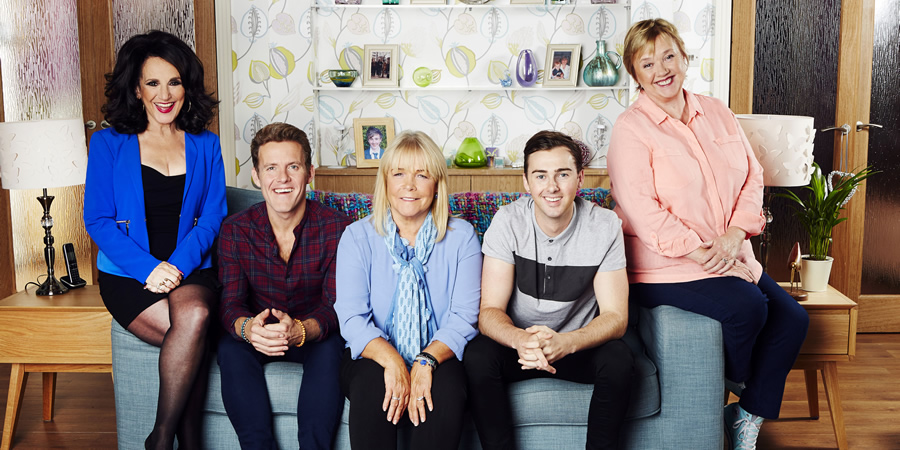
[608,90,765,284]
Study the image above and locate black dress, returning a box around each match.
[98,165,219,328]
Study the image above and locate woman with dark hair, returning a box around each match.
[83,30,226,450]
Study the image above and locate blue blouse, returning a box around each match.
[335,217,483,360]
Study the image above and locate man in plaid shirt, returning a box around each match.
[216,123,351,450]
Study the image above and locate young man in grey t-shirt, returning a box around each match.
[464,131,634,450]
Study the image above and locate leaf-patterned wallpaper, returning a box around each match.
[229,0,718,188]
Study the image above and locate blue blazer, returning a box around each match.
[84,128,227,284]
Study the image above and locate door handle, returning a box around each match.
[101,120,111,129]
[856,121,883,132]
[821,124,850,135]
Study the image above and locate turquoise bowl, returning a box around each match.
[328,69,358,87]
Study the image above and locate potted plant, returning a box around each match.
[778,162,877,291]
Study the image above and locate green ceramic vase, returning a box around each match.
[454,137,487,168]
[583,40,622,87]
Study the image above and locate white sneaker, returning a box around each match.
[724,403,763,450]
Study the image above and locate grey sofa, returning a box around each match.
[109,186,724,449]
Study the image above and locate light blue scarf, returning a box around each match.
[383,210,438,367]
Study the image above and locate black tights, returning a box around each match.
[127,284,214,450]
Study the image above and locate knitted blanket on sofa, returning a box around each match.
[308,187,612,241]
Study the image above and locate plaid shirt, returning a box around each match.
[218,200,351,341]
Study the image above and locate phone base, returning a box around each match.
[60,275,87,289]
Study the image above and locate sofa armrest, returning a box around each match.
[638,305,724,448]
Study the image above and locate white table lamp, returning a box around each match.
[0,118,88,295]
[736,114,815,272]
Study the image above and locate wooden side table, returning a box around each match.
[789,284,858,450]
[0,285,112,450]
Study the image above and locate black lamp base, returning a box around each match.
[36,274,69,296]
[35,188,69,297]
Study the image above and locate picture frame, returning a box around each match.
[543,44,581,88]
[353,117,395,168]
[362,45,400,87]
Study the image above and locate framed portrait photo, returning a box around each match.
[353,117,396,168]
[362,45,400,87]
[543,44,581,88]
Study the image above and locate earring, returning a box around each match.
[186,100,192,113]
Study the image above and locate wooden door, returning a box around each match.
[732,0,898,330]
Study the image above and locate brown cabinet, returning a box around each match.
[313,167,610,194]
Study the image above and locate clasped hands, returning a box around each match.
[381,357,434,427]
[144,261,182,294]
[515,325,572,374]
[691,227,754,283]
[244,308,305,356]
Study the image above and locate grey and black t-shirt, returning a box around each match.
[482,196,626,332]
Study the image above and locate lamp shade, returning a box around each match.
[736,114,814,187]
[0,118,88,190]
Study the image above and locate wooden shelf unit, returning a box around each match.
[313,166,609,194]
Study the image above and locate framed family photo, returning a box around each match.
[353,117,395,168]
[362,44,400,87]
[543,44,581,88]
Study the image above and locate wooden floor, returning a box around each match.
[0,334,898,449]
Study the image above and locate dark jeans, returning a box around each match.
[463,334,634,450]
[217,333,344,450]
[631,272,809,419]
[339,349,467,450]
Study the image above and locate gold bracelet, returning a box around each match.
[293,318,306,347]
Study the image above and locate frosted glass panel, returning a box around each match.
[0,0,93,289]
[751,0,841,281]
[861,0,900,295]
[113,0,195,52]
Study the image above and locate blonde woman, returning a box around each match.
[335,131,482,450]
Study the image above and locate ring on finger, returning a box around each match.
[416,396,425,401]
[391,396,400,401]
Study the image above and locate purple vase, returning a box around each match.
[516,49,537,87]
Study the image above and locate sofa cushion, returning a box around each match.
[226,185,264,216]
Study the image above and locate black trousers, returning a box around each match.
[463,334,634,450]
[339,349,467,450]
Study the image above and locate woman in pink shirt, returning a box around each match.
[608,19,808,450]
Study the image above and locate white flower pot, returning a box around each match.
[800,256,834,292]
